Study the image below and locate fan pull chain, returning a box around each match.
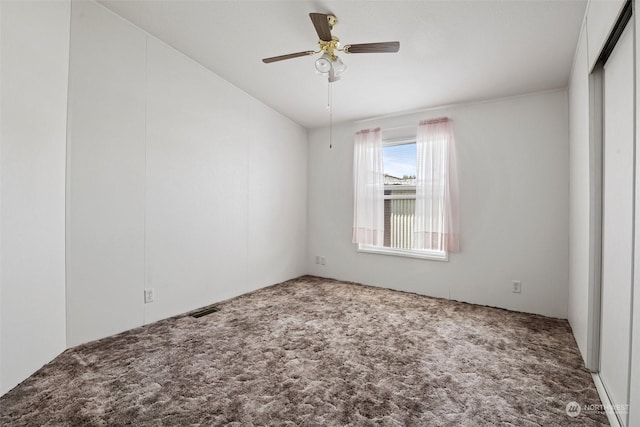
[328,80,333,149]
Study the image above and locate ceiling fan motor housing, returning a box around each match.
[318,37,340,60]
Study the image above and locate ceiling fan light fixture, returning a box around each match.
[328,67,341,83]
[332,56,347,76]
[315,53,332,74]
[262,12,400,86]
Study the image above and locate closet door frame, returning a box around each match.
[587,2,635,426]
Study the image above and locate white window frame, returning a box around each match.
[356,137,448,261]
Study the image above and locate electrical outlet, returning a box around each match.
[320,256,326,265]
[144,288,154,303]
[315,255,320,264]
[512,280,522,293]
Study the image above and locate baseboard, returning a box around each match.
[592,373,622,427]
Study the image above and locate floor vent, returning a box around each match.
[191,306,220,318]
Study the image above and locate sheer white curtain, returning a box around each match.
[352,128,384,246]
[413,118,459,252]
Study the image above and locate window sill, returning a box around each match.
[357,244,448,261]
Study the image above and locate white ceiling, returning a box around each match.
[98,0,587,129]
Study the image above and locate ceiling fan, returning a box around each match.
[262,13,400,82]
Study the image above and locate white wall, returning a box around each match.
[66,0,146,347]
[144,36,307,323]
[67,1,307,344]
[630,7,640,425]
[568,25,590,362]
[0,0,70,394]
[308,90,569,319]
[1,0,4,395]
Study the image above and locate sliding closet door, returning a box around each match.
[600,17,634,427]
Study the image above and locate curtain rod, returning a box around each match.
[356,125,415,133]
[381,118,449,133]
[381,125,416,132]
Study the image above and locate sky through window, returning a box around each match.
[382,143,416,178]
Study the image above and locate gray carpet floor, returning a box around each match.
[0,276,608,426]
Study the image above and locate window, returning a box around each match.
[382,140,417,249]
[358,138,446,260]
[352,119,458,261]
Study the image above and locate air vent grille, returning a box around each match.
[191,306,220,318]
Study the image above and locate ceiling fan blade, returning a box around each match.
[262,51,315,63]
[309,13,332,42]
[343,41,400,54]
